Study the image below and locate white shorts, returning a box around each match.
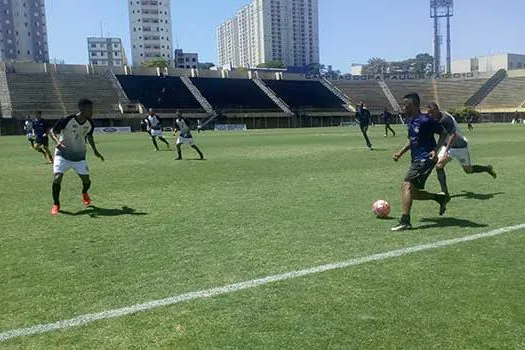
[149,129,163,137]
[53,155,90,175]
[438,146,471,166]
[176,136,194,146]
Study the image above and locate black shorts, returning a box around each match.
[404,159,436,189]
[35,135,49,147]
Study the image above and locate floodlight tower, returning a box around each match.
[430,0,454,74]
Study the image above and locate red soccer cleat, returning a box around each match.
[82,193,92,206]
[51,205,60,216]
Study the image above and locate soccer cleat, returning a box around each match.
[51,205,60,216]
[437,193,451,216]
[488,165,497,179]
[82,193,92,206]
[391,222,412,232]
[175,157,182,160]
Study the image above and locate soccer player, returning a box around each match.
[32,111,54,163]
[197,119,204,133]
[144,108,170,151]
[174,112,204,160]
[356,103,373,150]
[382,107,396,137]
[467,112,474,131]
[427,103,496,196]
[391,93,450,232]
[49,99,104,216]
[24,115,36,149]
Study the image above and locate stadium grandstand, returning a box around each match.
[1,62,525,134]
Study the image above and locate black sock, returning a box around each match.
[176,147,182,158]
[472,165,490,174]
[193,146,204,159]
[52,183,61,206]
[160,137,169,146]
[82,181,91,194]
[401,214,411,224]
[152,138,159,150]
[436,168,448,194]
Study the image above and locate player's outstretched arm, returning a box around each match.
[393,140,410,161]
[87,134,104,161]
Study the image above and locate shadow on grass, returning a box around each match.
[416,217,488,230]
[60,206,148,218]
[451,191,505,201]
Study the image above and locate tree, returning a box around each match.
[447,106,480,122]
[142,58,170,68]
[362,57,389,75]
[199,62,215,70]
[257,61,286,69]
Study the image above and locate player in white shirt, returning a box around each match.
[49,99,105,216]
[427,103,496,196]
[144,108,170,151]
[24,116,35,149]
[174,112,204,160]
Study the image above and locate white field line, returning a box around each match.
[1,223,525,343]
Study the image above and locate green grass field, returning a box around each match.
[1,124,525,349]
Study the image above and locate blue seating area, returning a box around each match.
[264,80,347,112]
[116,75,203,111]
[189,78,280,112]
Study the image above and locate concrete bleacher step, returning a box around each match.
[180,76,214,114]
[252,78,293,115]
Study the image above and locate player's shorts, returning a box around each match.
[149,129,163,137]
[404,159,436,189]
[34,135,49,147]
[438,146,471,166]
[53,155,89,175]
[176,136,194,146]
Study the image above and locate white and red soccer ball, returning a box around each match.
[372,200,391,218]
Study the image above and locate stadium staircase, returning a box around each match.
[320,77,356,112]
[465,69,507,107]
[106,71,131,102]
[0,64,13,118]
[378,80,401,112]
[180,76,214,114]
[252,78,294,115]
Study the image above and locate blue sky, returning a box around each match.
[45,0,525,72]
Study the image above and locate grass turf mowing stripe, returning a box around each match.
[2,223,525,343]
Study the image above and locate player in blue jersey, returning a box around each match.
[32,111,54,163]
[382,107,396,137]
[49,99,104,216]
[391,93,450,232]
[174,111,204,160]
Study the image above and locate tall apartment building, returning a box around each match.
[128,0,173,66]
[0,0,49,63]
[217,0,319,69]
[87,37,126,67]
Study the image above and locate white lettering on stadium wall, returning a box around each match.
[305,72,476,81]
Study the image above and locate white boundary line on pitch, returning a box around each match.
[1,223,525,343]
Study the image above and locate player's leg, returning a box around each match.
[42,137,53,163]
[388,124,396,136]
[158,136,170,148]
[360,125,373,149]
[436,147,451,195]
[191,144,204,159]
[150,135,160,151]
[384,124,388,137]
[175,143,183,160]
[79,174,92,205]
[51,173,63,215]
[453,148,497,179]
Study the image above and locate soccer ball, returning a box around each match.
[372,200,391,218]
